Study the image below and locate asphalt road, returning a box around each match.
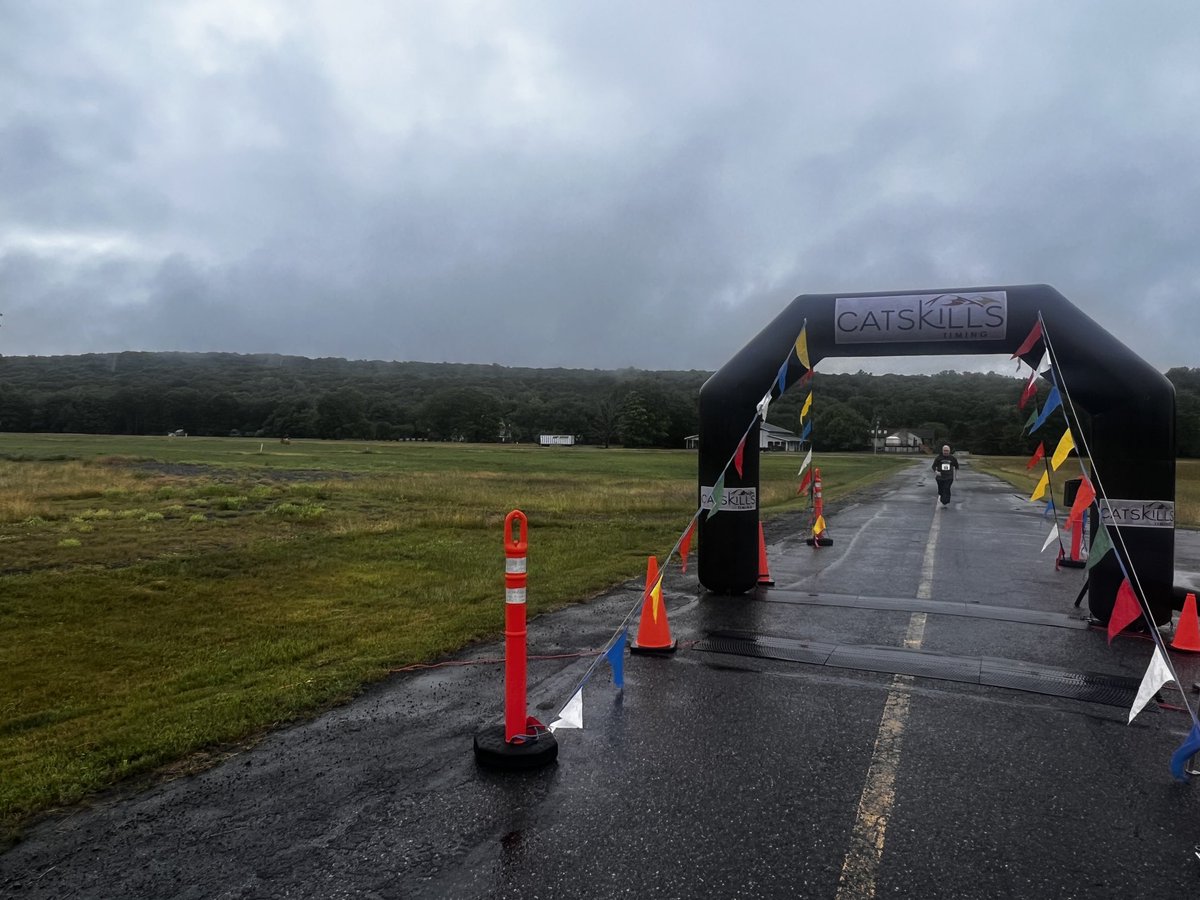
[3,461,1199,898]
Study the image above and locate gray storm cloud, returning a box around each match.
[2,1,1198,373]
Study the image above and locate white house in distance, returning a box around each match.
[685,422,804,452]
[874,429,927,453]
[539,434,576,446]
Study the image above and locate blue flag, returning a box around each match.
[1043,499,1056,520]
[1170,722,1200,781]
[604,629,626,689]
[776,359,788,396]
[1031,386,1062,432]
[801,420,812,441]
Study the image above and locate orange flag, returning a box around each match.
[1107,577,1143,643]
[1026,442,1045,470]
[1012,320,1043,359]
[1067,476,1095,525]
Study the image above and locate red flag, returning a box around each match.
[797,468,813,495]
[1012,320,1043,359]
[1067,476,1096,525]
[1025,442,1045,470]
[679,520,696,572]
[733,437,745,477]
[1018,374,1039,410]
[1107,578,1143,643]
[796,368,814,389]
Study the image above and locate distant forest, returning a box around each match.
[0,352,1198,457]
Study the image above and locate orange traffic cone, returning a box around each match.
[1171,593,1200,652]
[757,521,774,587]
[631,555,677,655]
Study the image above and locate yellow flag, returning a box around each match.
[812,514,826,535]
[795,327,810,369]
[650,577,663,623]
[1031,471,1049,501]
[800,392,813,419]
[1050,428,1075,470]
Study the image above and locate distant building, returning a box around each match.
[684,422,804,452]
[880,430,924,453]
[539,434,576,446]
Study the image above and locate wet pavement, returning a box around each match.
[3,462,1200,898]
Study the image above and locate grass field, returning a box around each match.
[0,434,911,841]
[972,456,1200,528]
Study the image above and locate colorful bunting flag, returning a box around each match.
[679,520,696,573]
[797,368,813,389]
[800,392,813,420]
[812,514,826,536]
[797,448,812,477]
[1107,577,1143,643]
[797,468,813,495]
[1018,373,1039,410]
[1031,386,1061,432]
[1026,442,1045,470]
[1128,646,1173,724]
[775,359,788,396]
[1050,429,1075,470]
[708,474,726,518]
[1012,320,1043,359]
[648,575,664,623]
[1085,524,1113,570]
[733,437,746,477]
[1041,523,1059,552]
[801,421,812,441]
[1067,476,1096,525]
[1170,723,1200,782]
[1043,499,1056,520]
[756,390,772,420]
[795,327,810,370]
[1022,408,1038,434]
[1031,471,1049,501]
[548,688,583,732]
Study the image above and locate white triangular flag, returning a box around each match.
[797,448,813,477]
[1040,523,1059,552]
[756,391,772,420]
[548,688,583,732]
[1128,646,1174,724]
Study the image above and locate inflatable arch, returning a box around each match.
[697,284,1176,625]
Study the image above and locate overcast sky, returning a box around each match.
[2,1,1199,375]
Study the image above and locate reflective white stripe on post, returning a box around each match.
[506,557,527,574]
[506,587,527,604]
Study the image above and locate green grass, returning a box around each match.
[0,434,910,841]
[971,456,1200,528]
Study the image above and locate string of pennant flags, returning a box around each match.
[546,313,1200,780]
[1013,315,1200,778]
[548,322,818,732]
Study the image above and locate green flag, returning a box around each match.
[1085,523,1114,570]
[1022,408,1038,433]
[708,474,726,518]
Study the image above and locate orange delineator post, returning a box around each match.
[757,521,774,586]
[503,510,529,743]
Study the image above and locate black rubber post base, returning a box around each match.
[757,578,775,587]
[473,726,558,771]
[1059,560,1086,569]
[630,639,678,655]
[805,537,834,547]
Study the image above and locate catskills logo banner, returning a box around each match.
[834,292,1008,344]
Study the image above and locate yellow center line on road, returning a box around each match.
[834,502,940,899]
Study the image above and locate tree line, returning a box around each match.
[0,352,1196,456]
